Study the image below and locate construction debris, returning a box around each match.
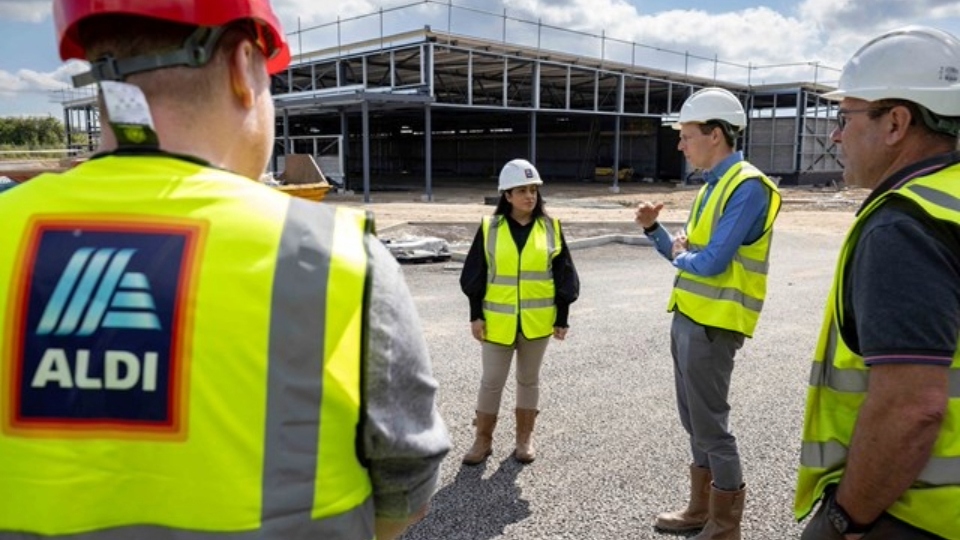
[277,154,330,186]
[273,154,331,202]
[381,235,452,263]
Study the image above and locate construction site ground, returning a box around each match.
[2,159,865,239]
[385,185,857,539]
[328,180,864,248]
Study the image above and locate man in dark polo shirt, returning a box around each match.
[795,26,960,540]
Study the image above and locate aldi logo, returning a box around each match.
[3,218,205,439]
[36,247,162,337]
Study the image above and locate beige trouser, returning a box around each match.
[476,334,550,414]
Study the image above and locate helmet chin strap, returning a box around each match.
[916,106,960,137]
[72,25,229,87]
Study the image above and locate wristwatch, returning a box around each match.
[826,492,872,534]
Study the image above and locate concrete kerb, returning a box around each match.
[378,221,689,263]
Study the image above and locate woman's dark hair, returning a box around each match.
[494,187,548,218]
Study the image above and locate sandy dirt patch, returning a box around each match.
[328,182,863,242]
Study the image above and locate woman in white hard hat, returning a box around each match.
[459,158,580,465]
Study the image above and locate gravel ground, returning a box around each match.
[395,226,844,540]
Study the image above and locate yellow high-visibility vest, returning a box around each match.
[481,215,561,345]
[668,162,781,337]
[0,155,374,538]
[795,165,960,540]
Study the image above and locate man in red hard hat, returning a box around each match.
[0,1,449,539]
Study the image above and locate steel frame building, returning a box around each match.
[272,25,841,201]
[61,7,843,200]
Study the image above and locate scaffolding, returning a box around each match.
[54,0,844,197]
[55,87,99,154]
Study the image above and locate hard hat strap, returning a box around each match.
[72,25,229,87]
[916,105,960,137]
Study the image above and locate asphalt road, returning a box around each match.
[397,228,844,540]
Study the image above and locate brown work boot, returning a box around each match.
[462,411,497,465]
[514,408,539,464]
[655,465,712,532]
[691,484,746,540]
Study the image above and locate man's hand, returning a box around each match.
[671,234,688,259]
[470,319,485,342]
[553,326,568,340]
[375,505,429,540]
[635,201,664,229]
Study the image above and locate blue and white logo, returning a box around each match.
[36,247,162,337]
[16,227,191,428]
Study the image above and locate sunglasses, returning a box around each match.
[836,106,893,131]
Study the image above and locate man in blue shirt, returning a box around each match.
[635,87,781,540]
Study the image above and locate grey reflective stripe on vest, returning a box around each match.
[805,317,960,484]
[0,508,378,540]
[483,297,554,314]
[687,242,769,275]
[810,360,960,396]
[801,440,960,485]
[674,275,764,312]
[906,184,960,213]
[544,218,558,263]
[0,199,374,540]
[485,217,501,283]
[483,300,514,314]
[808,362,867,393]
[263,198,374,539]
[489,271,552,286]
[810,323,960,396]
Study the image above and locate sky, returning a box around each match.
[1,0,959,118]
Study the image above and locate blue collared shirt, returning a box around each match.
[647,151,769,276]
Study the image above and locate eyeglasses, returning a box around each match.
[836,106,893,130]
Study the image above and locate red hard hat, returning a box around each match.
[54,0,291,74]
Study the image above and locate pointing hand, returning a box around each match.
[635,201,664,229]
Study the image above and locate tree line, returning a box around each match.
[0,116,66,149]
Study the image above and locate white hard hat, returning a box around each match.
[823,26,960,116]
[673,87,746,131]
[498,159,543,192]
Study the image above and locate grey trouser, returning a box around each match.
[476,334,550,414]
[801,488,943,539]
[671,311,745,490]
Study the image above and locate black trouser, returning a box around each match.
[801,489,944,540]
